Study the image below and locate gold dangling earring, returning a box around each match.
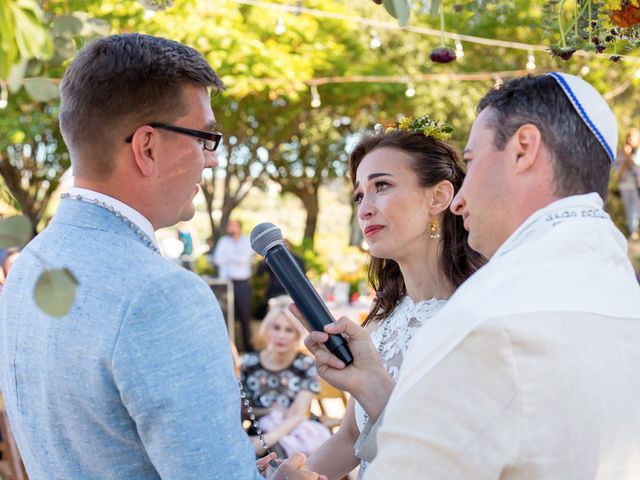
[429,218,441,240]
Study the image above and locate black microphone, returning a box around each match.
[250,223,353,366]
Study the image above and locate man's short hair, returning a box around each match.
[477,75,611,200]
[59,33,224,179]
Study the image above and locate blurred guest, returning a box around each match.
[241,296,330,458]
[177,221,194,257]
[617,128,640,240]
[306,116,484,479]
[177,221,196,270]
[213,219,255,351]
[255,239,306,319]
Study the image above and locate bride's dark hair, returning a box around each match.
[349,130,485,326]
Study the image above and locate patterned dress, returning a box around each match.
[240,351,321,410]
[354,296,447,477]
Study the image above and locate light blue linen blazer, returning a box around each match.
[0,199,259,479]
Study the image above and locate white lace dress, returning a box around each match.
[354,296,447,477]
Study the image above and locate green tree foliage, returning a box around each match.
[1,0,637,318]
[2,0,639,246]
[0,7,108,231]
[0,0,52,78]
[267,105,354,246]
[84,0,377,243]
[0,90,69,232]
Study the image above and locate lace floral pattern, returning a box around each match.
[354,296,446,477]
[240,352,320,410]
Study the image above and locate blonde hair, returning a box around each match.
[253,295,307,351]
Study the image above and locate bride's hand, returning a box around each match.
[291,305,395,421]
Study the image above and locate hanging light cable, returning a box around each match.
[226,0,640,64]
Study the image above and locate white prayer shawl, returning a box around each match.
[393,193,640,399]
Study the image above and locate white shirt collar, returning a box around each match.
[66,187,159,249]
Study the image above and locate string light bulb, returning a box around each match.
[0,82,7,109]
[635,68,640,79]
[526,50,536,71]
[455,40,464,59]
[580,65,590,76]
[405,81,416,97]
[370,30,382,49]
[275,17,286,35]
[310,85,321,108]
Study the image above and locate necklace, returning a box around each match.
[238,380,273,455]
[61,193,160,254]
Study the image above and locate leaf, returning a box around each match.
[7,59,28,93]
[383,0,411,26]
[10,0,53,61]
[53,36,77,61]
[23,77,59,102]
[0,216,32,248]
[52,15,83,39]
[0,188,19,210]
[86,18,111,37]
[34,268,78,318]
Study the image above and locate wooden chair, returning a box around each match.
[0,397,28,480]
[312,378,348,432]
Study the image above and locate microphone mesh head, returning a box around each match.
[250,223,285,256]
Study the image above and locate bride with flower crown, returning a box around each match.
[303,116,485,479]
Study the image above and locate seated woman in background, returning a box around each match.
[240,295,331,458]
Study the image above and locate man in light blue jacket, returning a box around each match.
[0,33,318,480]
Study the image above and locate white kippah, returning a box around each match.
[547,72,618,163]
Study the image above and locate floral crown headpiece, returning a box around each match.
[374,114,454,141]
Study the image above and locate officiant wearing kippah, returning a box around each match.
[305,73,640,479]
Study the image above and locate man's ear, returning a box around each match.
[429,180,455,214]
[511,123,543,174]
[130,126,157,177]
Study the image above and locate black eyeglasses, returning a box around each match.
[125,122,223,152]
